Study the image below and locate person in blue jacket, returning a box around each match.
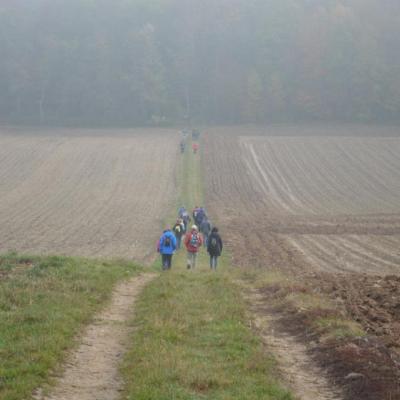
[157,228,177,270]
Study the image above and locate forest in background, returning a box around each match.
[1,0,400,126]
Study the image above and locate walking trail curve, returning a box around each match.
[34,273,157,400]
[245,287,344,400]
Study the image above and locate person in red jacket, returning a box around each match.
[184,225,203,269]
[192,142,199,154]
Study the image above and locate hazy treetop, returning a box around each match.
[1,0,399,126]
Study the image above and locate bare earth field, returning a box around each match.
[203,125,400,399]
[203,126,400,275]
[0,128,178,262]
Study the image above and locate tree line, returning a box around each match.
[1,0,399,126]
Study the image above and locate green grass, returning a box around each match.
[314,317,366,340]
[0,252,142,400]
[122,141,292,399]
[179,138,204,209]
[122,269,292,400]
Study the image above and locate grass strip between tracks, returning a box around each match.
[0,253,142,400]
[121,142,292,399]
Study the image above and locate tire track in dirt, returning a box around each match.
[34,273,157,400]
[244,287,344,400]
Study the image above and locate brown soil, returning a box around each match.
[202,130,400,275]
[34,273,156,400]
[0,128,179,264]
[244,287,344,400]
[318,273,400,350]
[259,283,400,400]
[202,126,400,400]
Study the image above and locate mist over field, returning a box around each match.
[1,0,400,126]
[2,3,400,399]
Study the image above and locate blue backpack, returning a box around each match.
[190,233,200,248]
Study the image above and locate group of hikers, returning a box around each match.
[157,206,223,271]
[180,128,201,154]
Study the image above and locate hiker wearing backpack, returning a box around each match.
[200,217,211,247]
[207,227,223,270]
[195,207,206,226]
[192,206,200,222]
[173,219,184,249]
[181,211,191,233]
[157,228,177,270]
[180,139,186,153]
[184,225,203,269]
[178,206,186,219]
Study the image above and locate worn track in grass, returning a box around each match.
[34,273,156,400]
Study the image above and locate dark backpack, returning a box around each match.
[164,235,172,247]
[190,233,200,248]
[209,236,219,251]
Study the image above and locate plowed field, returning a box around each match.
[203,126,400,275]
[203,126,400,396]
[0,128,178,262]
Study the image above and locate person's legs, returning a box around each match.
[187,251,193,269]
[161,254,168,270]
[176,236,181,249]
[187,252,197,269]
[191,252,198,268]
[166,254,173,269]
[210,255,218,270]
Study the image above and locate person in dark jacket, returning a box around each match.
[173,219,184,249]
[157,228,177,270]
[200,217,211,247]
[207,227,223,270]
[195,207,205,226]
[181,211,191,233]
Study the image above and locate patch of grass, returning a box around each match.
[235,267,366,341]
[123,136,292,399]
[0,253,142,400]
[122,270,292,400]
[285,292,333,312]
[179,138,204,209]
[314,317,365,340]
[238,269,293,289]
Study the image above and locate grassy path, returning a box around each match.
[35,273,156,400]
[121,144,292,399]
[0,255,142,400]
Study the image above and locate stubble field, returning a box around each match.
[0,128,178,262]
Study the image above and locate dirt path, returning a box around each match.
[245,288,344,400]
[34,273,156,400]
